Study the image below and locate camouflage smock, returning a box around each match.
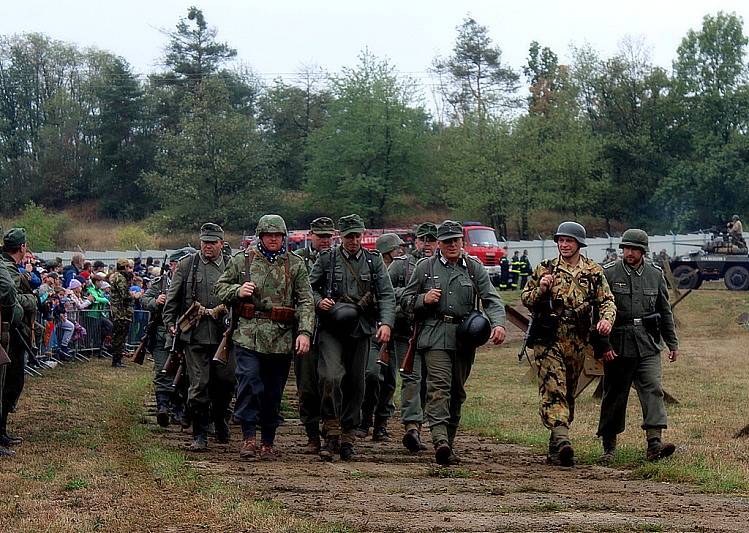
[214,249,315,355]
[109,271,134,321]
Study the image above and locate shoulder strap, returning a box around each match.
[243,250,255,283]
[282,253,291,304]
[464,255,481,309]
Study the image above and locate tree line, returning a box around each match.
[1,7,748,238]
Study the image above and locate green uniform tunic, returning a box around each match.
[598,259,678,438]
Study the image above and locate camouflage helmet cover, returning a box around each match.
[255,214,288,236]
[116,257,131,269]
[554,221,587,247]
[376,233,405,254]
[619,228,649,252]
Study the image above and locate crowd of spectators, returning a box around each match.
[20,252,161,363]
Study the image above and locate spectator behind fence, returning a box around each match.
[63,253,85,288]
[50,291,74,361]
[87,272,113,356]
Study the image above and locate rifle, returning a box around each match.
[214,250,254,365]
[132,254,169,365]
[161,321,184,375]
[400,255,435,374]
[376,339,391,367]
[525,260,559,350]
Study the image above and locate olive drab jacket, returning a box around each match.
[521,255,616,343]
[294,246,320,274]
[603,259,678,356]
[109,271,133,321]
[400,251,505,352]
[309,245,396,338]
[388,254,418,338]
[163,251,226,345]
[215,249,315,355]
[0,252,36,337]
[1,261,23,332]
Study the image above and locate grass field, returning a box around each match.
[0,287,747,531]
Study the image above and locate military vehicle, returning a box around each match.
[670,229,749,291]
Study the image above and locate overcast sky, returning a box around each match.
[2,0,748,91]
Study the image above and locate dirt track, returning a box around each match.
[154,409,749,533]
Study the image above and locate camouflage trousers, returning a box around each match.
[534,326,589,429]
[111,316,132,364]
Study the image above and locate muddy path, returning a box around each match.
[151,403,749,533]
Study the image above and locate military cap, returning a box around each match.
[255,214,288,236]
[415,222,438,239]
[310,216,335,236]
[338,214,366,236]
[200,222,224,242]
[436,220,463,241]
[376,233,404,254]
[3,227,27,248]
[619,228,649,252]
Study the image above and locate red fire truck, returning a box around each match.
[461,222,506,283]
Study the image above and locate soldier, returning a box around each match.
[163,223,233,451]
[0,228,36,448]
[141,247,194,426]
[215,215,314,460]
[109,258,134,368]
[411,222,438,261]
[521,221,616,467]
[293,216,335,453]
[397,222,437,452]
[598,229,679,463]
[401,220,506,465]
[309,214,396,461]
[727,215,746,248]
[359,233,404,441]
[0,253,23,457]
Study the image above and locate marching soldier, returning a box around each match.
[397,222,437,452]
[410,222,438,261]
[215,215,314,460]
[163,223,233,451]
[109,258,134,368]
[359,233,405,441]
[309,214,396,461]
[0,252,22,457]
[521,221,616,467]
[0,228,36,449]
[293,216,335,453]
[598,229,679,462]
[141,247,194,427]
[401,220,506,465]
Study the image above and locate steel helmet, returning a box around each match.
[457,310,492,348]
[376,233,404,255]
[255,214,288,236]
[619,229,649,252]
[326,302,360,336]
[554,221,587,247]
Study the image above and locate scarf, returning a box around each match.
[256,238,287,263]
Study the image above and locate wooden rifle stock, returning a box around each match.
[172,362,185,388]
[213,306,236,365]
[399,323,421,374]
[376,340,391,367]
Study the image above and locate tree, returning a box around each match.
[432,16,520,128]
[305,50,432,225]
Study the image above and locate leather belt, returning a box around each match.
[615,318,643,327]
[437,313,464,324]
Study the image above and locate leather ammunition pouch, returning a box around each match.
[177,301,203,333]
[269,306,296,323]
[238,302,256,320]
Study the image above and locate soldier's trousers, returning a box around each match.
[317,329,370,438]
[185,343,235,430]
[234,347,291,445]
[295,345,321,438]
[152,328,176,406]
[111,317,131,364]
[1,335,25,433]
[598,352,668,437]
[534,332,587,429]
[399,341,426,428]
[424,348,475,446]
